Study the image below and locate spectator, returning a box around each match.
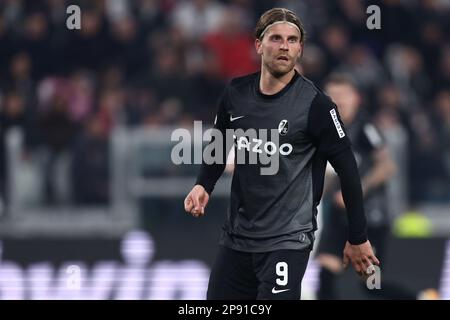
[39,93,78,204]
[72,114,110,205]
[171,0,224,40]
[202,7,258,80]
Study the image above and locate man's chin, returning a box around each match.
[270,65,295,78]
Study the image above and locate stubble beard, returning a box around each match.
[264,57,296,78]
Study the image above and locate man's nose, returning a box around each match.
[280,40,289,50]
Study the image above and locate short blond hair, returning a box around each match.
[254,8,305,42]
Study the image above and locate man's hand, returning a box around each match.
[343,240,380,278]
[184,185,210,218]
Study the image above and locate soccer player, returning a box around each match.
[184,8,379,300]
[315,75,432,300]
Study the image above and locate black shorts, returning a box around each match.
[315,206,389,260]
[207,245,310,300]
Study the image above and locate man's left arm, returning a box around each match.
[307,93,379,274]
[328,148,380,274]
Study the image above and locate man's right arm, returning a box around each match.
[195,87,231,195]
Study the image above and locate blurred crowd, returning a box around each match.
[0,0,449,207]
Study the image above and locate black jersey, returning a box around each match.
[197,70,358,252]
[346,112,390,227]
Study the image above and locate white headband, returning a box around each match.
[259,21,301,39]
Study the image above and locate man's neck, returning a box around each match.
[259,68,296,96]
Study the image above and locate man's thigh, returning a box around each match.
[207,245,258,300]
[254,249,310,300]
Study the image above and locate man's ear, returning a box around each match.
[255,39,263,55]
[298,42,304,59]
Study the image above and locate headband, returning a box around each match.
[259,21,301,39]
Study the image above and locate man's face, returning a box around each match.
[325,83,361,125]
[255,22,303,77]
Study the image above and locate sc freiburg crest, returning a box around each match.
[278,119,289,135]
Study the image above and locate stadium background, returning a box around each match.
[0,0,449,299]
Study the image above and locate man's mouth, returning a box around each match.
[277,55,289,61]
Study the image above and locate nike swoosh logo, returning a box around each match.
[230,115,245,122]
[272,287,290,294]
